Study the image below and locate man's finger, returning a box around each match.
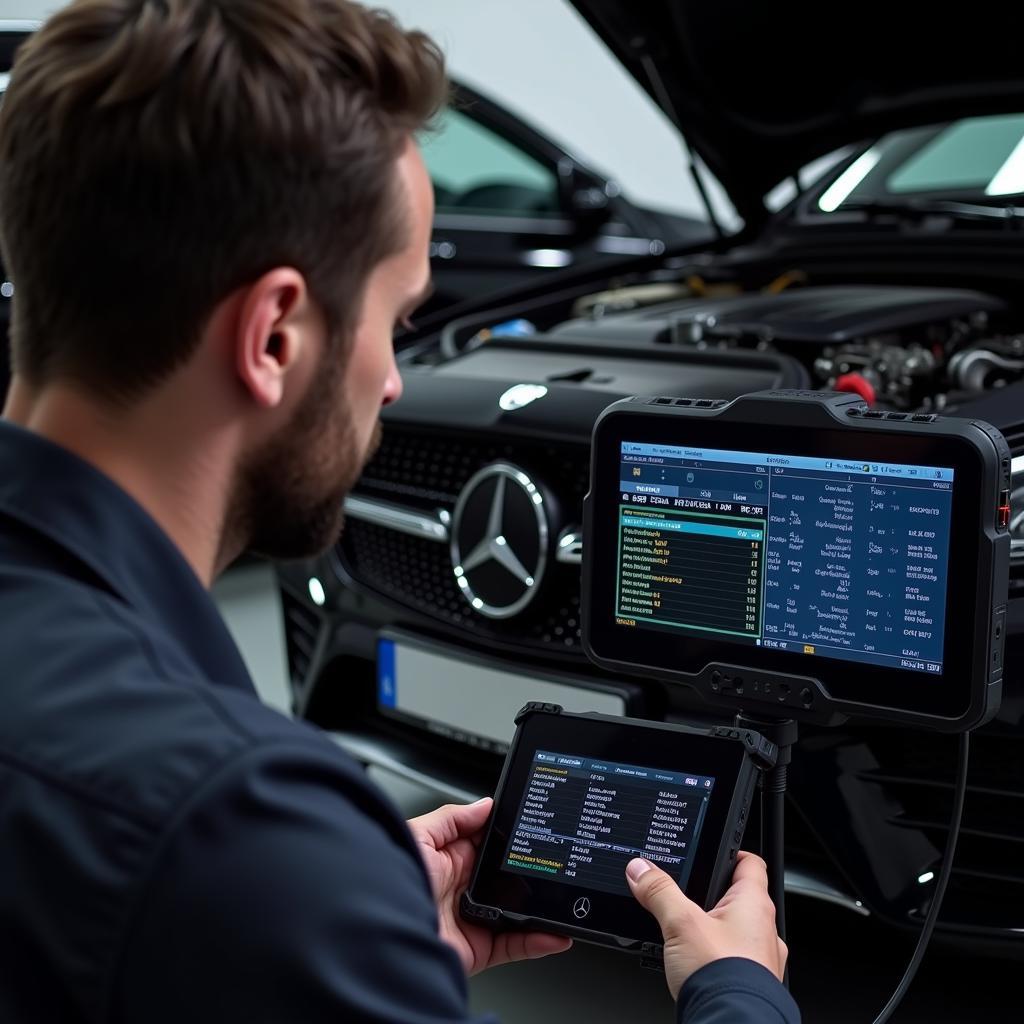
[488,930,571,971]
[731,850,770,890]
[522,932,573,960]
[408,798,492,846]
[625,858,698,940]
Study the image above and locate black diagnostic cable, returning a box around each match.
[739,716,968,1012]
[870,731,970,1024]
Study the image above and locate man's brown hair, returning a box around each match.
[0,0,447,401]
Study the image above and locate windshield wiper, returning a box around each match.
[839,198,1024,223]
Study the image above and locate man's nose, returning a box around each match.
[381,359,403,407]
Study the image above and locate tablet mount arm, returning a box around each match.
[733,713,799,946]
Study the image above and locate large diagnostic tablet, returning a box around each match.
[462,704,776,956]
[582,391,1010,730]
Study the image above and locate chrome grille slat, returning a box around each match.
[344,495,450,543]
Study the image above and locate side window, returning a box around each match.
[421,107,561,217]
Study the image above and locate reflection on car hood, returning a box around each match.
[572,0,1024,227]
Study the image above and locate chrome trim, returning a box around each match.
[1010,456,1024,559]
[785,868,870,916]
[432,211,575,234]
[344,495,449,543]
[594,235,665,256]
[329,732,482,803]
[451,463,549,620]
[556,528,584,565]
[523,248,572,268]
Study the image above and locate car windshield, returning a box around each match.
[816,113,1024,212]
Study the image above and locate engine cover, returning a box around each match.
[548,284,1006,347]
[390,342,806,442]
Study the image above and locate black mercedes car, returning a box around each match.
[278,3,1024,952]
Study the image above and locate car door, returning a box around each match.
[419,85,671,315]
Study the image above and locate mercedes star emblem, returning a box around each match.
[573,897,591,919]
[451,463,549,619]
[498,383,549,411]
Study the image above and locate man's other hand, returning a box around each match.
[626,850,788,1000]
[408,798,572,975]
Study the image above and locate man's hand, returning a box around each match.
[626,851,787,1000]
[408,798,572,975]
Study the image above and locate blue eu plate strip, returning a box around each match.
[377,638,397,708]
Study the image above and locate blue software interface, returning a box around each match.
[503,750,715,897]
[616,442,954,674]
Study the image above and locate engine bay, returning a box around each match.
[425,279,1024,414]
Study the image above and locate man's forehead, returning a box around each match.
[396,140,433,217]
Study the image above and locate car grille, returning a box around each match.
[860,730,1024,931]
[282,589,323,690]
[337,427,590,657]
[1005,425,1024,592]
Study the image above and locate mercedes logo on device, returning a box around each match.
[451,463,549,619]
[573,897,591,919]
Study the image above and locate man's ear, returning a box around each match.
[233,268,311,409]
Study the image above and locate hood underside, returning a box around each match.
[573,1,1024,226]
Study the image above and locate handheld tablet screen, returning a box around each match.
[502,749,715,897]
[465,709,767,948]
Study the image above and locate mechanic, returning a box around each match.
[0,2,796,1022]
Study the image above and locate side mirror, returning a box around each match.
[558,161,615,236]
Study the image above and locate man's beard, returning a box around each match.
[224,361,382,563]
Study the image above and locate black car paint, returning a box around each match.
[422,81,711,316]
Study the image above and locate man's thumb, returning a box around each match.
[625,858,696,938]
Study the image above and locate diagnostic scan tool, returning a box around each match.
[465,390,1009,992]
[582,391,1010,731]
[462,704,775,957]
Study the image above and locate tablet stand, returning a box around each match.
[732,712,798,991]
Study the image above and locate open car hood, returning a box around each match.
[572,1,1024,227]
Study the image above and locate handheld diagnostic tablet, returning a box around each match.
[462,704,776,957]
